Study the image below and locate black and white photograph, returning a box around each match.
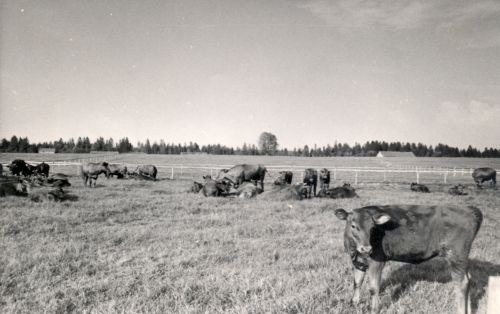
[1,1,499,313]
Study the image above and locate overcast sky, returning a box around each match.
[1,0,499,149]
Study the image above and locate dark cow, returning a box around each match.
[189,181,204,193]
[317,183,358,199]
[472,167,496,189]
[0,163,3,176]
[217,164,267,191]
[34,162,50,177]
[106,164,128,179]
[449,184,468,196]
[80,162,110,187]
[128,172,156,181]
[0,178,29,197]
[274,171,293,186]
[201,175,231,197]
[335,205,482,314]
[303,168,318,198]
[319,168,331,190]
[46,173,71,188]
[134,165,157,180]
[8,159,33,176]
[410,182,430,193]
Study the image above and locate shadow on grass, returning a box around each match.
[382,258,500,313]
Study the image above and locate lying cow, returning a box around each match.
[317,183,358,199]
[201,175,231,197]
[274,171,293,186]
[260,183,309,201]
[81,162,110,187]
[410,182,430,193]
[319,168,331,190]
[449,184,468,196]
[46,173,71,188]
[335,205,482,314]
[0,179,29,197]
[472,167,496,189]
[228,182,263,199]
[189,181,204,193]
[133,165,157,180]
[303,168,318,198]
[106,164,128,179]
[34,162,50,177]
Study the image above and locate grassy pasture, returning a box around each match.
[0,154,499,313]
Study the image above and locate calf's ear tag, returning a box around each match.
[373,213,391,225]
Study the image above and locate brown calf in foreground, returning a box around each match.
[335,205,482,314]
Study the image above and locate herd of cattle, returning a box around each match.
[0,159,158,200]
[188,165,359,200]
[0,159,497,314]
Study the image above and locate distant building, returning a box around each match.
[38,148,55,154]
[376,151,416,158]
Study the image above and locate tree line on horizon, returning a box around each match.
[1,135,499,158]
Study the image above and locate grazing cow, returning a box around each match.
[274,171,293,186]
[319,168,331,190]
[201,175,231,197]
[134,165,157,180]
[317,183,358,199]
[334,205,482,314]
[303,168,318,198]
[449,184,468,196]
[189,181,204,193]
[80,162,110,187]
[8,159,33,176]
[34,162,50,177]
[217,164,268,191]
[410,182,430,193]
[106,164,128,179]
[472,167,496,189]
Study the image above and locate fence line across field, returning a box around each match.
[2,159,495,184]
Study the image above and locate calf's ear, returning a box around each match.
[372,213,391,225]
[334,208,349,220]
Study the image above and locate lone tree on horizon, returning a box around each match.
[258,132,278,155]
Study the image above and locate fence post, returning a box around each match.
[444,171,448,184]
[416,168,419,184]
[488,276,500,314]
[333,168,336,181]
[453,167,456,177]
[383,171,387,182]
[211,168,213,177]
[355,171,358,185]
[171,168,174,180]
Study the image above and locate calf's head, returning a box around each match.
[335,208,392,256]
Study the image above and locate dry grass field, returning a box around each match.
[0,153,499,313]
